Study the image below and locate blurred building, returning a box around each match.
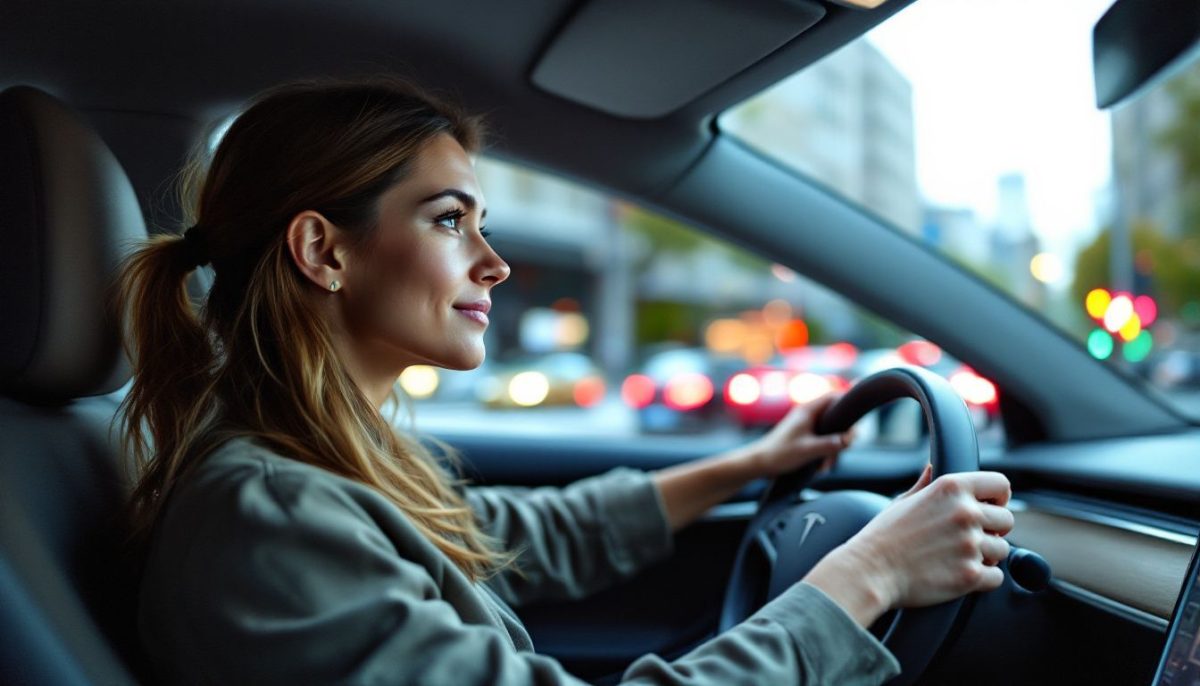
[634,246,862,342]
[922,205,990,267]
[721,38,921,234]
[990,174,1045,307]
[1111,85,1184,237]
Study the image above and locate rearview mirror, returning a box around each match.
[1093,0,1200,109]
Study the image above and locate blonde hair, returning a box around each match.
[118,77,511,581]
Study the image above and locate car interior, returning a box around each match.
[3,0,1200,684]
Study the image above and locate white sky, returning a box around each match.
[866,0,1116,259]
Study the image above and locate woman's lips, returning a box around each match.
[453,301,490,326]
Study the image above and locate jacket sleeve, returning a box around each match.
[466,468,675,606]
[142,460,899,685]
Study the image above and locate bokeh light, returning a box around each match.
[399,365,439,399]
[1085,288,1111,320]
[898,340,942,367]
[744,337,775,364]
[762,299,793,327]
[1087,329,1114,360]
[825,342,860,368]
[1133,295,1158,327]
[621,374,656,409]
[705,319,747,354]
[1118,313,1142,342]
[1123,331,1154,363]
[557,313,590,348]
[508,372,550,407]
[1103,294,1134,333]
[573,377,606,408]
[1029,252,1064,284]
[775,319,810,351]
[761,371,788,398]
[770,264,797,282]
[664,373,714,411]
[949,369,998,406]
[726,373,761,406]
[788,373,833,404]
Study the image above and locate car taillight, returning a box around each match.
[663,373,713,411]
[898,340,942,367]
[621,374,656,409]
[788,372,833,404]
[761,371,788,398]
[726,373,761,406]
[949,368,997,407]
[573,376,606,408]
[825,342,859,368]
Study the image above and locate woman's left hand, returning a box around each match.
[653,391,854,532]
[744,393,853,479]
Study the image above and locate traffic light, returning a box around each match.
[1084,288,1156,361]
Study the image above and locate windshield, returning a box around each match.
[722,0,1200,420]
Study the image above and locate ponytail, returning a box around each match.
[117,233,219,543]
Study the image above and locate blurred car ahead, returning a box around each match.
[476,352,606,410]
[620,347,743,434]
[1148,349,1200,390]
[723,344,858,430]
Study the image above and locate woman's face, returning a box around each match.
[338,133,509,377]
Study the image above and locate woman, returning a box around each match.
[119,77,1014,685]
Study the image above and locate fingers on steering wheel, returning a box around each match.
[966,471,1013,507]
[901,463,933,497]
[978,502,1015,536]
[975,562,1006,592]
[978,532,1011,567]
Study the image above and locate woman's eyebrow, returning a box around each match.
[419,188,487,219]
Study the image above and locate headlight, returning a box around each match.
[509,372,550,407]
[399,365,439,399]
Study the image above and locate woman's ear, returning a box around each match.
[285,210,347,292]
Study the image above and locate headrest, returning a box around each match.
[0,86,147,404]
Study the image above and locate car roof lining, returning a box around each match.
[530,0,828,119]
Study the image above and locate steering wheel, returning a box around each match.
[718,366,980,686]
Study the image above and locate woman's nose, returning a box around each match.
[479,245,510,285]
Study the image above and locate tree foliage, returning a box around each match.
[1071,63,1200,324]
[618,203,769,273]
[1159,65,1200,235]
[1072,220,1200,320]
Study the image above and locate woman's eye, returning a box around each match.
[435,210,465,231]
[480,228,492,239]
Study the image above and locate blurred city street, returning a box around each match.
[409,398,640,438]
[402,384,1200,445]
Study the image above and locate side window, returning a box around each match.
[404,157,1003,448]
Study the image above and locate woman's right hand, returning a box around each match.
[803,464,1015,628]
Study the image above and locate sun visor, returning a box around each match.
[531,0,826,119]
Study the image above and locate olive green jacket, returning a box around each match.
[139,437,900,684]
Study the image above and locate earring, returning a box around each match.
[329,280,341,292]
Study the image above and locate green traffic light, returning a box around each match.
[1087,329,1114,360]
[1123,330,1154,363]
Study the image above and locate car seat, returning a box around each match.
[0,85,149,685]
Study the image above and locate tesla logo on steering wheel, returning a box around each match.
[798,512,826,548]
